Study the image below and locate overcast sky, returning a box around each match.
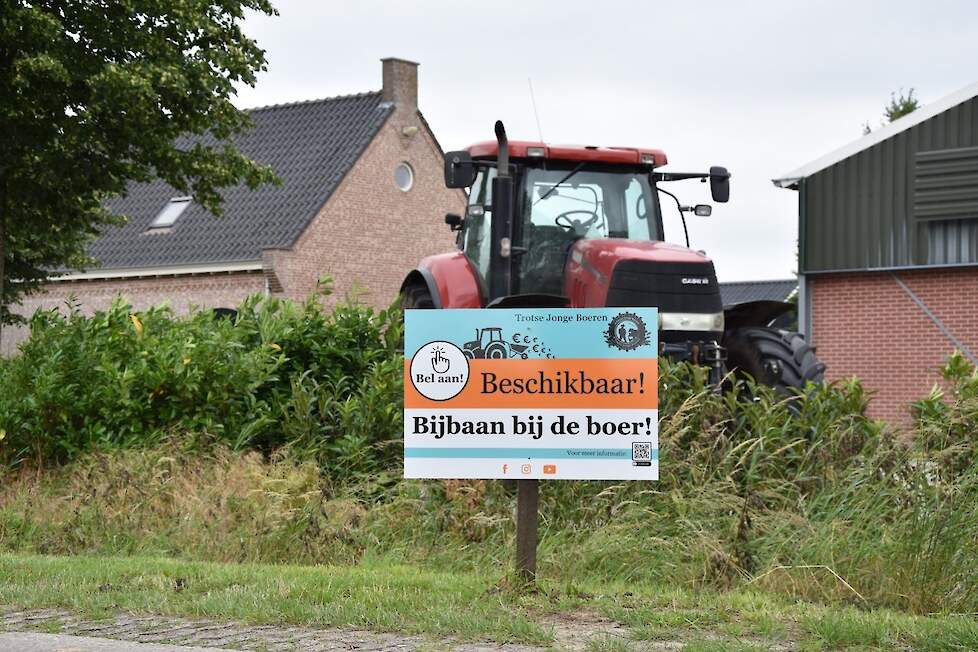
[235,1,978,282]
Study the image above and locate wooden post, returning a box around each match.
[515,478,539,581]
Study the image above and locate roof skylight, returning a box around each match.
[150,197,191,229]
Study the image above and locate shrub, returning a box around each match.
[0,292,402,478]
[911,350,978,478]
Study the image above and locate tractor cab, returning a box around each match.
[462,154,664,298]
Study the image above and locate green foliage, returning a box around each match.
[863,87,920,134]
[885,88,920,122]
[0,292,402,476]
[0,0,279,324]
[911,350,978,478]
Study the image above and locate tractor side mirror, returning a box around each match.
[445,213,463,231]
[709,166,730,203]
[444,151,476,189]
[693,204,712,217]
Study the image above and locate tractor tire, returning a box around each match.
[401,283,436,309]
[723,327,825,393]
[485,342,508,359]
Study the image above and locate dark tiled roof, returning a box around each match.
[720,279,797,306]
[90,92,393,270]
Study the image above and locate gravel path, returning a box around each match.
[0,606,771,651]
[0,631,237,651]
[0,608,546,652]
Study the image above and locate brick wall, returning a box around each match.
[1,272,265,355]
[273,95,464,308]
[809,267,978,426]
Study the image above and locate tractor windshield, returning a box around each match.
[522,166,660,241]
[516,166,661,294]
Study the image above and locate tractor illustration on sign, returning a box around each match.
[462,328,529,359]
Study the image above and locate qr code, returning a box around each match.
[632,442,653,465]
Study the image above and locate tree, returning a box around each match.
[863,88,919,134]
[885,88,919,122]
[0,0,279,339]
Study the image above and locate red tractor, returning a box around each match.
[401,122,824,391]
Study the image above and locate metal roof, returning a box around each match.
[772,80,978,189]
[719,279,797,307]
[87,92,393,270]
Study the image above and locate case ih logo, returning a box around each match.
[681,277,710,285]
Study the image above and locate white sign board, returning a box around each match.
[404,308,658,480]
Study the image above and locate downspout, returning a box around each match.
[798,274,811,339]
[797,179,812,339]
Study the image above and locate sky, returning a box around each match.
[234,1,978,282]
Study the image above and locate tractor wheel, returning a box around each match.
[485,342,508,359]
[401,283,436,309]
[723,327,825,393]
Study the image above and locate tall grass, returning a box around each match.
[1,295,977,616]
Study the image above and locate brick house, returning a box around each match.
[774,81,978,426]
[1,58,464,354]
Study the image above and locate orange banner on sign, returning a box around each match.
[404,358,657,409]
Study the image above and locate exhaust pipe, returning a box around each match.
[489,120,513,301]
[495,120,509,178]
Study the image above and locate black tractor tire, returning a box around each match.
[485,342,508,359]
[401,283,436,309]
[723,327,825,393]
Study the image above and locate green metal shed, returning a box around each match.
[775,81,978,274]
[772,81,978,426]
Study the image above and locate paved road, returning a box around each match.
[0,632,240,651]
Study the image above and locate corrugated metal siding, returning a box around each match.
[928,218,978,264]
[913,146,978,221]
[802,95,978,272]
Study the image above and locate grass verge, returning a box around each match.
[3,553,978,651]
[0,553,549,644]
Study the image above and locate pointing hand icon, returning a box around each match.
[431,347,451,374]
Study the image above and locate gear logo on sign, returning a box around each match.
[605,312,650,351]
[410,341,470,401]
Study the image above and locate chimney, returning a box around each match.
[381,57,419,111]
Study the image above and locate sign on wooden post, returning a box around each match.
[404,308,659,575]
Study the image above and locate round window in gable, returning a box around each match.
[395,162,414,192]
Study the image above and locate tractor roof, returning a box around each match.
[466,140,668,167]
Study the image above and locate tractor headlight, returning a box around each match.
[658,312,724,332]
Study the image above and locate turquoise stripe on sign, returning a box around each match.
[404,308,658,359]
[404,447,659,460]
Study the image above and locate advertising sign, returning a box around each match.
[404,308,658,480]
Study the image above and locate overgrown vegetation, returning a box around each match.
[0,290,401,476]
[2,293,978,623]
